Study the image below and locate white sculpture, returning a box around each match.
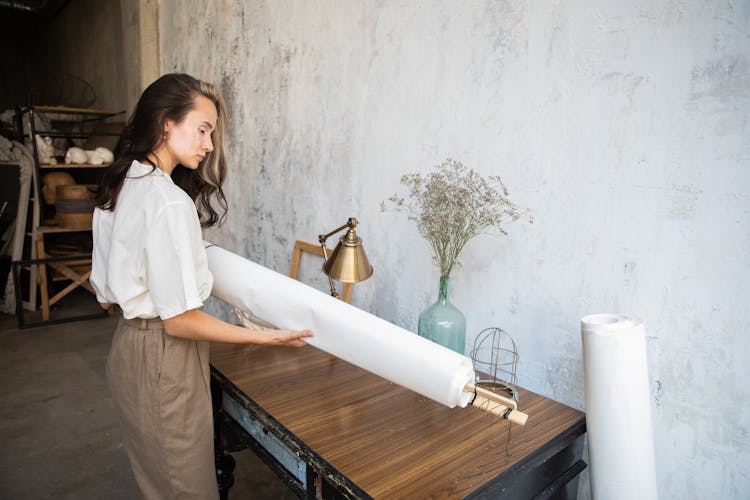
[65,147,88,164]
[35,135,56,164]
[88,147,114,165]
[65,146,114,165]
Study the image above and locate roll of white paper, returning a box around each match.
[581,313,658,500]
[206,244,474,408]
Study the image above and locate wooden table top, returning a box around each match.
[210,342,585,499]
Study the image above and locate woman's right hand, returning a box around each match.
[99,302,117,316]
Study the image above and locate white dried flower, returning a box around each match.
[384,158,532,277]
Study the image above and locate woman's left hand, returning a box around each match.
[257,329,314,347]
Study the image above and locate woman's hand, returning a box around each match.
[99,302,117,316]
[163,308,314,346]
[257,329,313,347]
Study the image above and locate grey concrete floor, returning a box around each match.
[0,310,296,499]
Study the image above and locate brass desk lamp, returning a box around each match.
[319,217,373,298]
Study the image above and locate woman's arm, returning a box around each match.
[163,308,312,347]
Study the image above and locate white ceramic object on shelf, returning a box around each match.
[65,146,88,164]
[35,135,55,164]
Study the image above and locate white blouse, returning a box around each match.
[91,160,213,319]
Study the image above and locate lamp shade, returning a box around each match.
[323,228,373,283]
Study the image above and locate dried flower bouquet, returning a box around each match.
[384,158,530,277]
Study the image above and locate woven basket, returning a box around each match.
[55,184,95,229]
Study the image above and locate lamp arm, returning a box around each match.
[320,241,339,298]
[318,217,358,244]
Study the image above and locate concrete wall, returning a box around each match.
[160,1,750,498]
[121,0,161,111]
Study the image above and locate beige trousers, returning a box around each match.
[107,317,219,500]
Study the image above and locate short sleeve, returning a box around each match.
[144,201,208,319]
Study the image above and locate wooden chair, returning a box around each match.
[289,240,353,303]
[36,226,96,321]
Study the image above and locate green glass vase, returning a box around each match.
[418,276,466,354]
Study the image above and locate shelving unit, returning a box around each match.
[16,104,124,325]
[40,163,108,169]
[27,105,123,177]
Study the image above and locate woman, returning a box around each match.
[91,73,313,499]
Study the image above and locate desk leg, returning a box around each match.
[212,378,235,500]
[35,234,50,321]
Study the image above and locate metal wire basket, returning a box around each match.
[470,327,519,402]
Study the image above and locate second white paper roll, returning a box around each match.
[206,244,475,408]
[581,313,658,500]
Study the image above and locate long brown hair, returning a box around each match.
[94,73,228,228]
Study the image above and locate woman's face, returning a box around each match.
[163,94,218,170]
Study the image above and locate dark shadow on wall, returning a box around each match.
[0,0,71,109]
[0,0,131,112]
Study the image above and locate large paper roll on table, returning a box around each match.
[206,244,474,408]
[581,313,658,500]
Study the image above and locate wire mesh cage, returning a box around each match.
[470,327,519,401]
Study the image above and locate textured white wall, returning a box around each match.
[160,1,749,498]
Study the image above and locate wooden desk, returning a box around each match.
[210,343,586,499]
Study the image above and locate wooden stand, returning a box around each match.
[35,225,95,321]
[289,240,353,303]
[465,384,529,425]
[13,105,122,323]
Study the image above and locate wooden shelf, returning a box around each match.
[37,225,92,234]
[14,102,116,319]
[31,105,124,118]
[40,163,110,169]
